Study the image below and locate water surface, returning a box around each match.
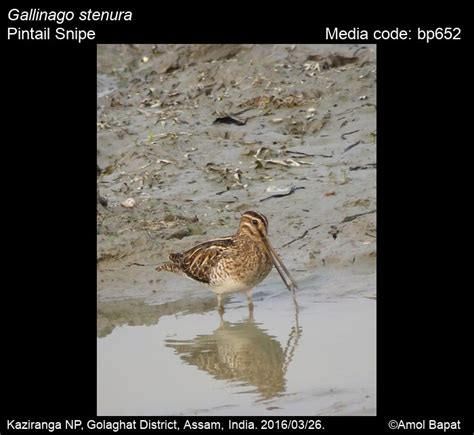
[97,272,376,415]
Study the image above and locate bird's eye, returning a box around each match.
[252,219,258,225]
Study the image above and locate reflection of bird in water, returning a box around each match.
[165,311,302,400]
[156,211,299,313]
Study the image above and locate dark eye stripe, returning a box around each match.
[253,212,268,229]
[243,211,268,229]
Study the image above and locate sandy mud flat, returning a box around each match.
[97,44,376,415]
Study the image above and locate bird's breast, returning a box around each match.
[208,242,272,293]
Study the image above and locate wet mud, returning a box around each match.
[97,44,376,415]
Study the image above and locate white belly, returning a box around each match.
[211,277,249,295]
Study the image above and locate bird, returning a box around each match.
[156,210,299,313]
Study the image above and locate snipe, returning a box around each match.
[156,211,298,312]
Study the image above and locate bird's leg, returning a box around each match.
[217,294,225,314]
[218,308,225,326]
[246,289,254,314]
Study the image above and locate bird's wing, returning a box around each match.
[178,237,234,284]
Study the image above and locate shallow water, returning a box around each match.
[97,272,376,415]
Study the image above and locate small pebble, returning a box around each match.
[121,198,136,208]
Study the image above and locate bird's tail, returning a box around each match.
[155,253,182,273]
[155,262,181,273]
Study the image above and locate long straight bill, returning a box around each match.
[263,237,299,310]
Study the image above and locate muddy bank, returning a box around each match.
[97,44,376,415]
[97,44,376,306]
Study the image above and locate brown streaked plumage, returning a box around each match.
[156,211,299,312]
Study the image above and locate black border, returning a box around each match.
[3,6,472,433]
